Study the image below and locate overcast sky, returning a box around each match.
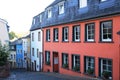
[0,0,54,33]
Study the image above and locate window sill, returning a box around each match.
[45,63,51,66]
[46,41,51,42]
[84,41,96,43]
[71,41,81,43]
[98,41,114,43]
[53,41,59,42]
[61,66,69,70]
[62,41,69,43]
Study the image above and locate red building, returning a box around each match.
[30,0,120,80]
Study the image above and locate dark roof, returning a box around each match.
[22,34,30,39]
[30,0,120,31]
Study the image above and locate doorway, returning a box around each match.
[53,52,59,73]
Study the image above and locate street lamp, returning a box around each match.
[117,31,120,80]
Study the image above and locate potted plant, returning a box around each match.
[73,66,79,71]
[102,71,110,79]
[87,68,94,75]
[63,64,68,68]
[0,42,10,78]
[46,61,50,65]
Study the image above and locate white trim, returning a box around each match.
[74,26,80,41]
[79,0,87,8]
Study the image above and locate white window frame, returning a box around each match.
[101,21,112,42]
[54,29,58,41]
[63,54,68,64]
[63,27,68,41]
[38,32,40,41]
[37,49,39,58]
[58,1,65,14]
[74,26,80,41]
[100,59,112,79]
[33,18,35,24]
[46,29,50,41]
[73,55,80,68]
[86,24,94,42]
[39,15,42,22]
[32,33,34,41]
[85,57,94,71]
[46,51,50,62]
[100,0,107,2]
[47,8,52,18]
[79,0,87,8]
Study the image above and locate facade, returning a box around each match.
[0,18,9,45]
[30,23,43,71]
[22,34,31,70]
[30,0,120,80]
[9,40,17,69]
[16,38,24,68]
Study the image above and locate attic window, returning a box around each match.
[58,1,65,14]
[79,0,87,8]
[100,0,107,2]
[33,19,35,24]
[47,8,52,18]
[39,15,42,22]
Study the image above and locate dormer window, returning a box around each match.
[100,0,107,2]
[47,8,52,18]
[79,0,87,8]
[58,2,65,14]
[39,15,42,22]
[33,18,35,24]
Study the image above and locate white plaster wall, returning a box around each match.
[31,29,43,71]
[0,19,9,45]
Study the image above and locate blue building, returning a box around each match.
[16,38,24,68]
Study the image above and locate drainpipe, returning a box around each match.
[117,31,120,80]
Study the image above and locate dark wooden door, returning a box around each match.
[53,52,59,73]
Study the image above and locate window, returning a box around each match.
[38,32,41,41]
[11,54,13,59]
[73,26,80,41]
[79,0,87,8]
[48,8,52,18]
[33,18,35,24]
[58,2,64,14]
[62,53,68,68]
[39,15,42,22]
[100,21,112,42]
[99,58,112,79]
[53,28,59,41]
[84,56,95,74]
[85,23,95,42]
[32,48,34,56]
[62,27,68,41]
[72,55,80,71]
[46,29,50,41]
[100,0,107,2]
[32,33,34,41]
[37,49,39,58]
[45,51,50,65]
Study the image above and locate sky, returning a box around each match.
[0,0,54,33]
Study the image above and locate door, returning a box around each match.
[34,60,36,71]
[53,52,59,73]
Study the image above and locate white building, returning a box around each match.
[22,34,31,70]
[0,18,9,45]
[30,29,43,71]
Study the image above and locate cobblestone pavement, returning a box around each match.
[0,69,102,80]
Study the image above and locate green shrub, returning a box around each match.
[63,64,68,68]
[87,68,94,74]
[102,71,110,79]
[0,42,9,66]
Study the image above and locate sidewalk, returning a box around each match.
[41,72,102,80]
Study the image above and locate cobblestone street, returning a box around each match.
[0,69,102,80]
